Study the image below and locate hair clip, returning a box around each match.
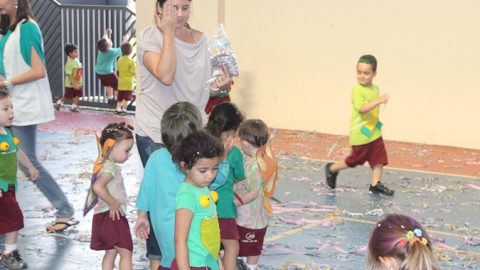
[413,228,423,237]
[398,239,407,248]
[406,230,414,240]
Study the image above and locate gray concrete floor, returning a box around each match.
[1,129,479,269]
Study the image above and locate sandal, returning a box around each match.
[46,219,79,233]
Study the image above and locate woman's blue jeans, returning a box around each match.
[12,124,74,218]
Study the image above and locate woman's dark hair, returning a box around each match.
[206,102,244,138]
[173,130,224,170]
[239,119,269,148]
[0,89,10,101]
[157,0,191,7]
[64,44,78,55]
[100,122,134,147]
[0,0,36,35]
[358,54,378,72]
[121,42,133,55]
[367,214,441,270]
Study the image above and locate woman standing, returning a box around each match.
[134,0,232,269]
[0,0,76,232]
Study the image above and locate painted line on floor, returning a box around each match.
[303,158,479,180]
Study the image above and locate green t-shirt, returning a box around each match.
[349,83,383,146]
[176,182,220,270]
[117,56,136,91]
[0,128,19,191]
[65,57,83,87]
[216,146,245,218]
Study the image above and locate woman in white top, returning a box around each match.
[134,0,233,269]
[0,0,75,232]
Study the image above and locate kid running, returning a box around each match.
[235,119,278,270]
[84,122,135,270]
[325,54,394,196]
[115,42,135,114]
[55,43,83,112]
[0,90,39,270]
[206,102,245,270]
[171,130,224,270]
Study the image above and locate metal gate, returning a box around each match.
[31,0,136,109]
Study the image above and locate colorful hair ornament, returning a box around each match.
[406,228,428,247]
[413,228,423,237]
[406,230,415,240]
[83,136,116,216]
[256,129,279,215]
[398,239,407,248]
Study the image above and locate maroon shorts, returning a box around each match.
[237,225,267,257]
[63,87,83,99]
[96,73,118,90]
[219,218,240,240]
[90,211,133,251]
[167,258,211,270]
[205,96,231,114]
[0,186,24,234]
[117,91,133,101]
[345,137,388,168]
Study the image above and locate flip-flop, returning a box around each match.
[46,220,80,233]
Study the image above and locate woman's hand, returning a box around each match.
[155,0,177,36]
[135,213,151,239]
[210,66,233,95]
[109,200,124,221]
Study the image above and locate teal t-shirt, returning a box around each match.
[0,128,19,192]
[0,20,45,76]
[216,146,245,218]
[176,182,220,270]
[136,147,228,268]
[95,47,121,74]
[349,83,383,146]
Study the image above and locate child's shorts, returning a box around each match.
[64,87,83,99]
[90,211,133,251]
[205,95,231,114]
[96,73,118,90]
[168,258,212,270]
[0,186,24,234]
[237,225,267,257]
[219,218,240,240]
[117,91,133,101]
[345,137,388,168]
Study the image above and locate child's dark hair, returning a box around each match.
[173,130,224,170]
[206,102,244,138]
[367,214,440,270]
[65,44,78,55]
[97,38,109,52]
[161,102,202,153]
[100,122,134,147]
[0,90,10,101]
[121,42,132,56]
[358,54,377,72]
[239,119,269,148]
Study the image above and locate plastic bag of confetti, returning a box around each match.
[207,24,239,77]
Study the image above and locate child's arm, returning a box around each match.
[359,93,389,114]
[174,208,194,270]
[92,173,124,221]
[103,28,112,41]
[234,190,259,206]
[16,149,39,181]
[67,74,79,90]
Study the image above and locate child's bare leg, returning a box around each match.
[4,231,18,250]
[149,260,160,270]
[106,86,113,99]
[121,100,127,111]
[244,255,260,270]
[221,239,239,270]
[73,96,80,106]
[116,100,122,111]
[330,161,348,172]
[102,249,118,270]
[116,246,132,270]
[371,165,383,186]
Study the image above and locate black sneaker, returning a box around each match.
[369,182,394,196]
[325,162,338,189]
[0,250,28,269]
[107,98,115,105]
[54,103,61,111]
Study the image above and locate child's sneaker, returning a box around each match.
[70,106,80,113]
[369,182,394,196]
[54,103,61,111]
[107,98,115,105]
[114,109,123,115]
[325,162,338,189]
[0,250,28,269]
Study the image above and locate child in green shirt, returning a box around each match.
[55,44,83,112]
[325,55,394,196]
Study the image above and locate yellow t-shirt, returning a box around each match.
[117,56,136,91]
[349,83,383,146]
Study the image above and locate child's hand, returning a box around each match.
[378,93,390,104]
[105,28,112,36]
[28,166,39,181]
[122,33,130,43]
[72,82,79,90]
[155,0,177,36]
[109,200,124,221]
[0,190,2,198]
[134,215,151,239]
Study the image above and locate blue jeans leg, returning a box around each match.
[11,125,74,218]
[135,134,163,167]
